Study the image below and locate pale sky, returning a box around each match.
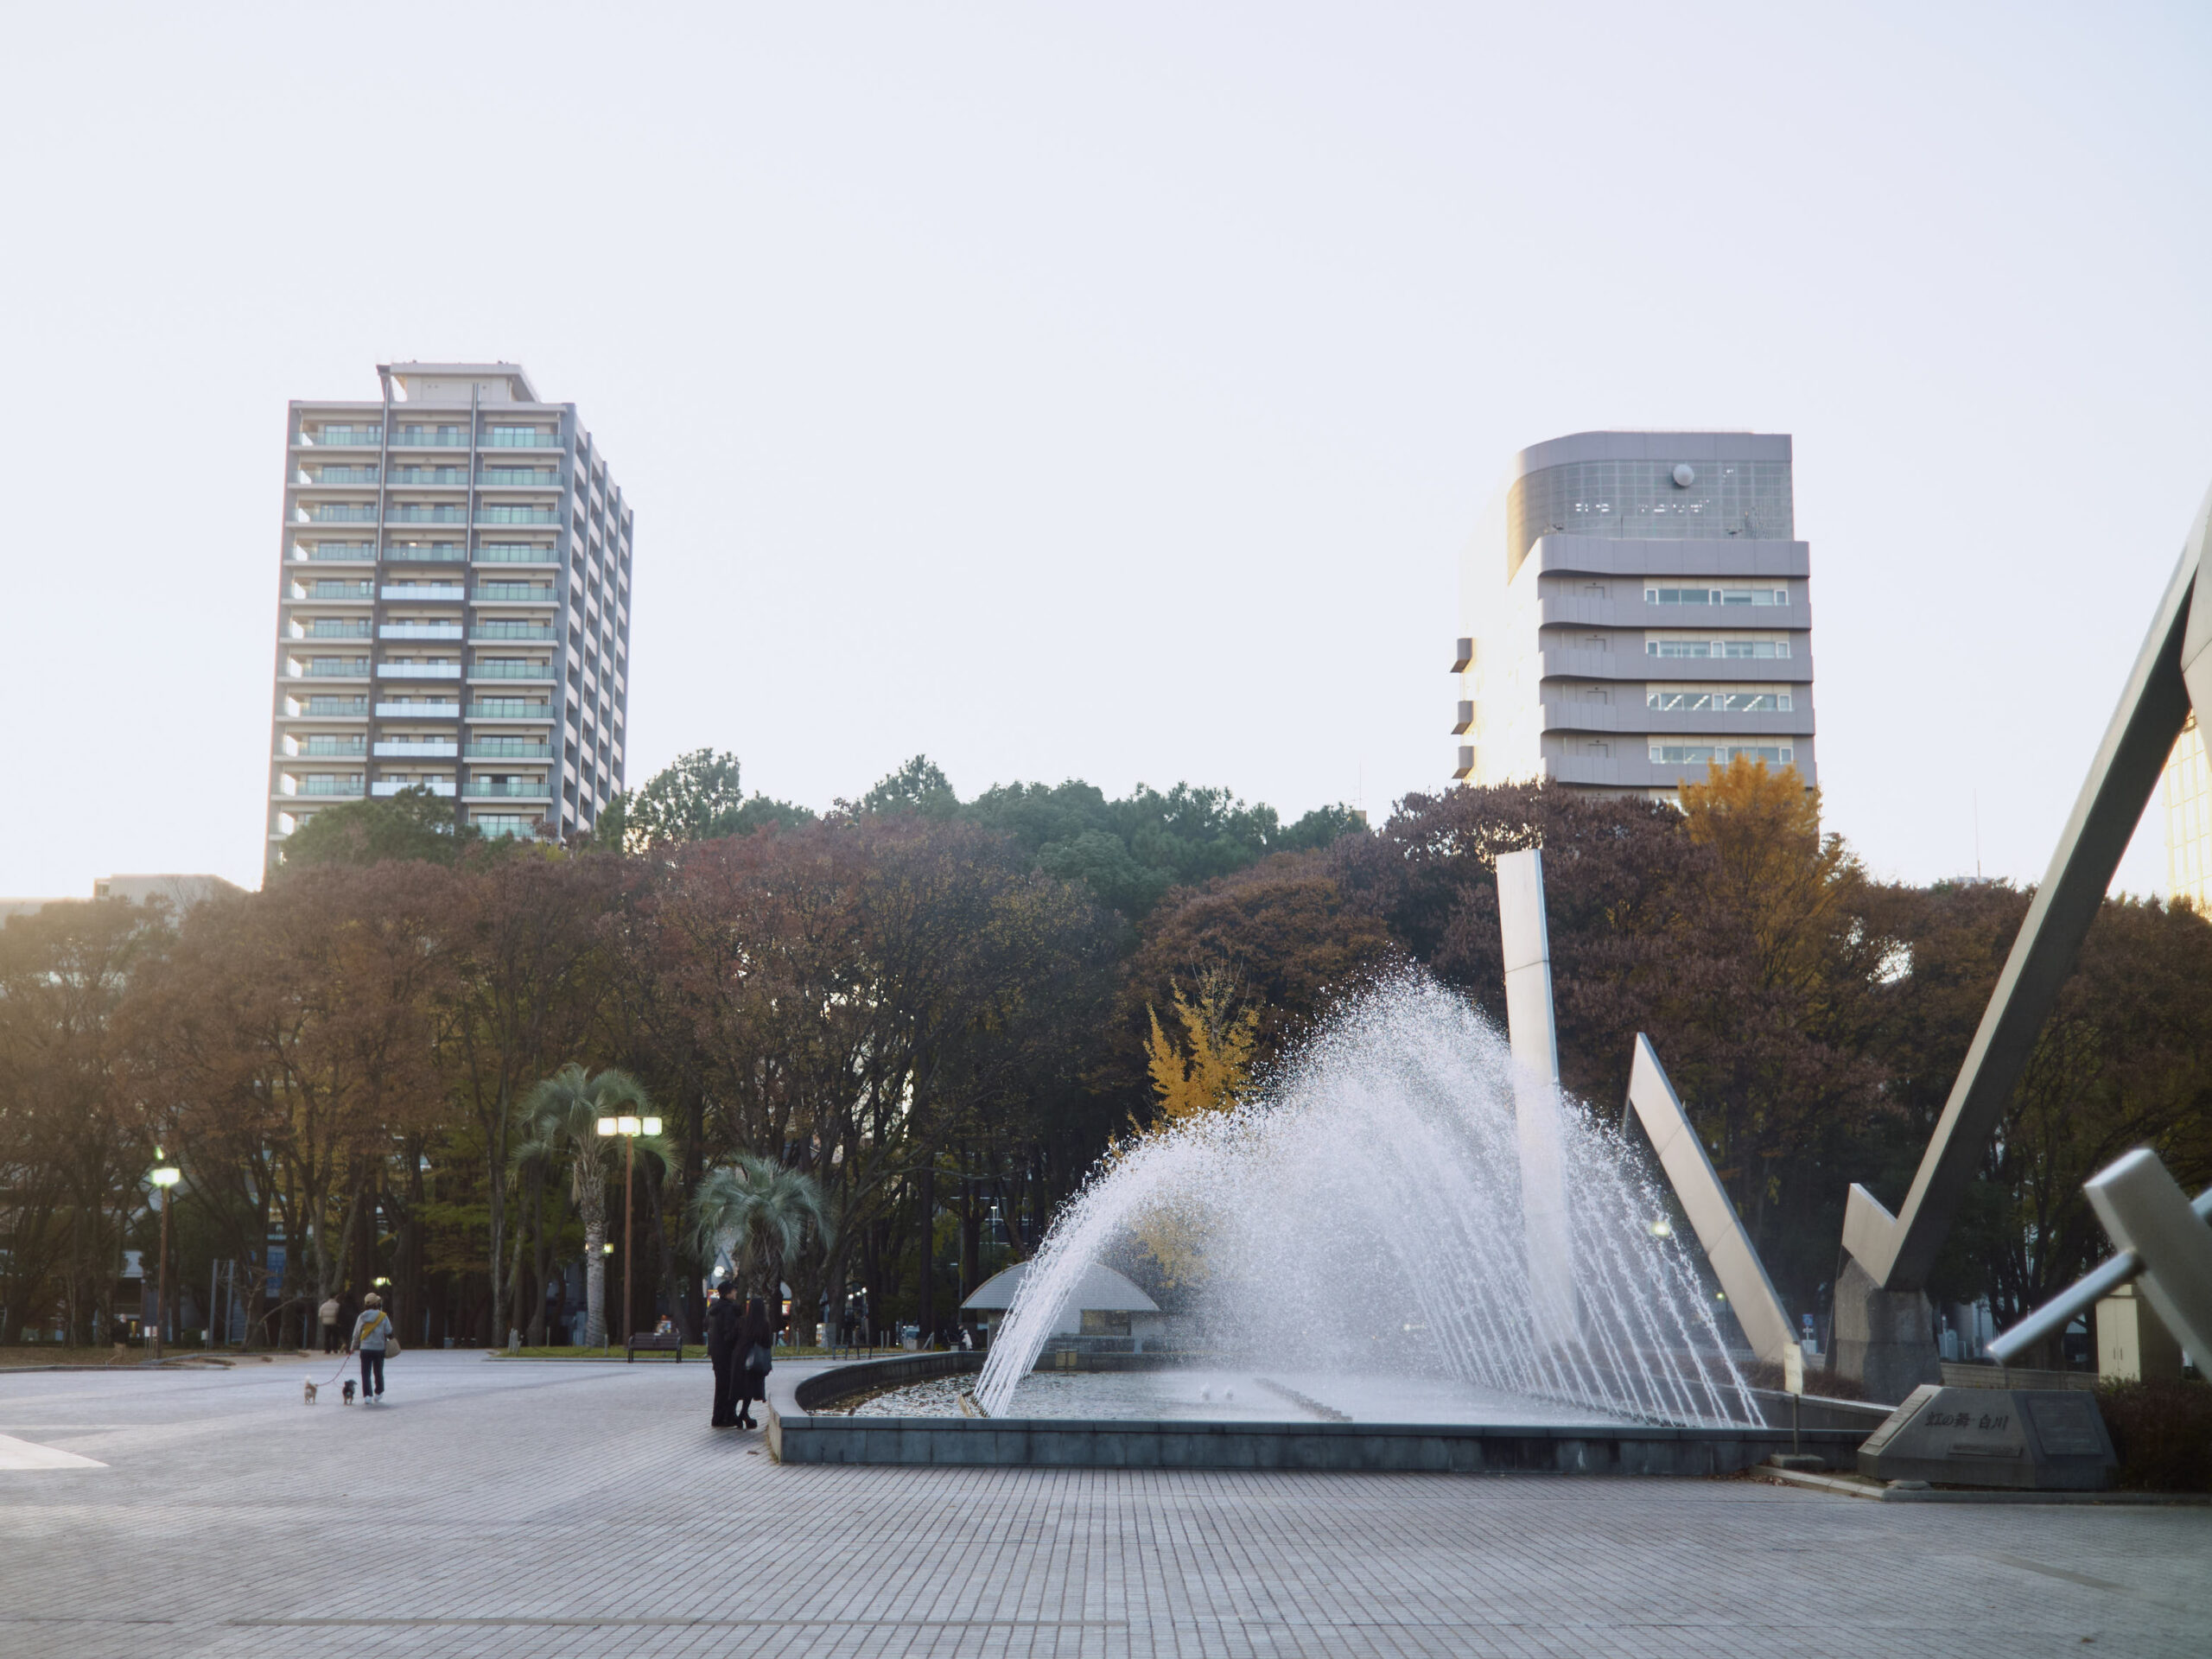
[3,3,2207,899]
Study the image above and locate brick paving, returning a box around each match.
[0,1351,2204,1657]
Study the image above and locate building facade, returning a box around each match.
[268,363,632,868]
[2164,711,2209,911]
[1452,431,1814,799]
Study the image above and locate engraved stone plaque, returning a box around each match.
[1858,1384,2115,1491]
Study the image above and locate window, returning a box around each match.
[1645,587,1789,607]
[1649,741,1796,766]
[1646,687,1792,713]
[1646,637,1791,659]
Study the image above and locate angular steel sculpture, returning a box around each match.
[1496,848,1578,1348]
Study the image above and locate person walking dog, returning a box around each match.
[706,1281,742,1429]
[346,1292,397,1402]
[733,1296,774,1431]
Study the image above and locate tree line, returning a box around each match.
[2,751,2205,1353]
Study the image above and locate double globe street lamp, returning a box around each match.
[595,1114,662,1351]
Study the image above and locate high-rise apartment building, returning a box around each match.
[2164,712,2209,911]
[269,363,632,868]
[1452,431,1815,800]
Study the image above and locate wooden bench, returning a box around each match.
[626,1331,683,1363]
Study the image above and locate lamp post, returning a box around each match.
[594,1113,662,1350]
[149,1155,181,1360]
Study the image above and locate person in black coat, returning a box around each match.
[733,1296,774,1430]
[705,1281,742,1429]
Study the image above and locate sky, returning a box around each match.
[2,3,2208,899]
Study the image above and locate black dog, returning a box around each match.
[341,1379,357,1405]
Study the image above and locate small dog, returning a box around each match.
[341,1380,357,1405]
[303,1379,319,1406]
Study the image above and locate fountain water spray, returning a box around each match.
[976,975,1758,1426]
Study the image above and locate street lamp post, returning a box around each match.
[594,1113,661,1351]
[149,1154,181,1360]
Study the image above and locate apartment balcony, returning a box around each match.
[474,547,558,565]
[296,581,373,600]
[374,779,456,798]
[296,621,372,640]
[465,741,552,760]
[302,504,378,523]
[377,662,462,679]
[294,543,375,564]
[390,430,470,448]
[376,701,460,718]
[482,430,562,448]
[472,584,556,603]
[293,740,367,758]
[468,662,555,682]
[466,702,554,721]
[375,741,459,758]
[388,505,467,524]
[475,470,562,487]
[298,425,383,448]
[289,777,364,798]
[462,779,552,799]
[305,467,380,485]
[293,658,371,679]
[475,506,560,524]
[387,468,468,486]
[470,624,557,642]
[292,697,369,718]
[381,623,465,641]
[385,548,466,566]
[382,584,465,601]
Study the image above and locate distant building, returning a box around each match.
[0,874,241,921]
[1453,431,1816,800]
[2165,711,2210,911]
[270,361,634,871]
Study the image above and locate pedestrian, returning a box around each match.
[319,1294,341,1355]
[706,1281,742,1429]
[346,1292,395,1403]
[734,1295,774,1431]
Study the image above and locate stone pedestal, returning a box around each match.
[1858,1383,2114,1490]
[1831,1255,1941,1405]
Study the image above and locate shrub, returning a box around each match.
[2097,1380,2212,1492]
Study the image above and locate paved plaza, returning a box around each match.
[0,1351,2205,1658]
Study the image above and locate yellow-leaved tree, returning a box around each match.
[1129,971,1262,1287]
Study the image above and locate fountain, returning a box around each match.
[973,974,1757,1427]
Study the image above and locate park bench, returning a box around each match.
[625,1331,683,1363]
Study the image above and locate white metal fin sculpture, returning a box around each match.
[1624,1035,1802,1391]
[1495,849,1578,1348]
[1844,485,2212,1294]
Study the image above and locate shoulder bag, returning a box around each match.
[743,1341,773,1376]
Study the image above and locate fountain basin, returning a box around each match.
[766,1354,1874,1473]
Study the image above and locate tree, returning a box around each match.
[615,749,817,849]
[861,754,959,819]
[1143,973,1259,1128]
[690,1154,833,1303]
[512,1064,661,1347]
[280,785,480,868]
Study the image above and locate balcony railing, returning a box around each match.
[382,585,465,601]
[305,504,378,522]
[300,658,370,677]
[375,741,458,758]
[469,662,554,680]
[384,545,465,563]
[475,470,561,486]
[474,545,556,563]
[390,430,469,448]
[295,777,364,796]
[374,779,456,798]
[303,426,382,446]
[308,467,380,485]
[302,697,369,715]
[376,701,459,717]
[297,544,376,563]
[299,740,367,757]
[470,624,556,641]
[473,817,541,839]
[476,506,560,524]
[472,584,553,601]
[302,621,372,639]
[304,582,373,599]
[388,505,467,523]
[465,741,552,760]
[484,430,561,448]
[377,663,462,678]
[466,701,553,719]
[381,624,464,640]
[463,779,551,798]
[388,468,468,486]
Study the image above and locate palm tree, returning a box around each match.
[690,1154,834,1306]
[512,1063,663,1348]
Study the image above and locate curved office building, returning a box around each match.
[1452,431,1815,799]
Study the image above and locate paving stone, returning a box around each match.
[0,1351,2205,1657]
